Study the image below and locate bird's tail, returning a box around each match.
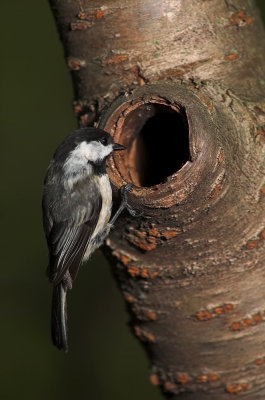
[51,283,68,352]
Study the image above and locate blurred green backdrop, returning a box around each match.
[0,1,264,400]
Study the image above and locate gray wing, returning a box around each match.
[43,181,102,286]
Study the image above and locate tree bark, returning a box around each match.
[49,0,265,398]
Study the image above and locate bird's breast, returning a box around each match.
[92,174,112,240]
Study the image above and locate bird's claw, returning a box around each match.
[109,183,141,225]
[126,204,143,217]
[121,183,133,200]
[120,183,142,218]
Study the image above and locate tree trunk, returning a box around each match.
[49,0,265,398]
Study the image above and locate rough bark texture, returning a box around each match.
[49,0,265,398]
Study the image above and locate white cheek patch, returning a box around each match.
[82,141,114,162]
[63,141,94,182]
[63,140,113,186]
[66,141,113,164]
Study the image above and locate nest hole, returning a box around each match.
[124,103,190,187]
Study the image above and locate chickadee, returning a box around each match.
[42,127,135,352]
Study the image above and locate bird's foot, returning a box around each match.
[120,184,143,217]
[109,183,142,226]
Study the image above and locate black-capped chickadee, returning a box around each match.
[42,127,135,352]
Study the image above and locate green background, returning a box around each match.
[1,1,264,399]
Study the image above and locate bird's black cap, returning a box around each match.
[53,128,114,163]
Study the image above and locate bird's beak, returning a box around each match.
[113,143,126,151]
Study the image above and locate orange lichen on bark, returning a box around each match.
[138,241,157,251]
[208,373,220,382]
[256,130,265,138]
[121,255,131,265]
[228,11,252,27]
[111,250,133,266]
[214,307,224,315]
[261,186,265,196]
[215,304,233,314]
[224,304,234,312]
[164,381,177,391]
[124,294,135,303]
[224,54,238,61]
[195,311,213,321]
[94,9,105,19]
[242,318,253,327]
[175,374,190,385]
[134,325,155,343]
[230,311,265,331]
[150,373,160,386]
[253,313,262,323]
[148,228,159,236]
[126,264,160,279]
[147,236,157,243]
[247,240,258,249]
[195,304,234,321]
[131,306,157,322]
[73,101,82,115]
[146,311,157,320]
[161,231,177,239]
[243,17,252,24]
[216,304,234,314]
[129,239,157,251]
[136,231,146,238]
[218,150,223,163]
[197,375,209,383]
[77,11,86,20]
[149,270,160,278]
[226,383,249,394]
[127,226,178,252]
[127,265,140,277]
[101,55,128,65]
[77,9,105,20]
[209,184,222,198]
[230,322,243,331]
[140,268,149,278]
[174,372,218,385]
[70,21,91,30]
[134,325,142,337]
[144,332,155,343]
[67,58,86,71]
[193,91,213,111]
[255,358,265,365]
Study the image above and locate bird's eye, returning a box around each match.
[99,137,108,146]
